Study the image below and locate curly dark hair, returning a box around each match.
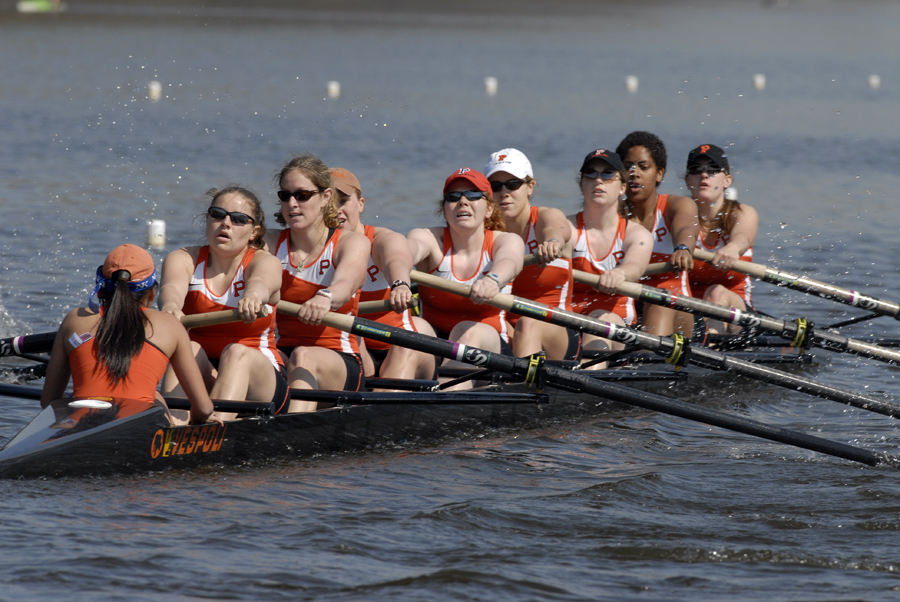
[615,131,668,172]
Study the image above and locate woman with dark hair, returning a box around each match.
[407,168,524,385]
[262,154,370,410]
[615,131,700,337]
[567,149,652,364]
[684,144,758,334]
[41,244,218,425]
[159,186,289,413]
[485,148,580,361]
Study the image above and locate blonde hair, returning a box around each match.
[273,154,339,229]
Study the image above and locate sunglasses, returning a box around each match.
[277,188,323,202]
[581,170,620,182]
[443,190,486,203]
[489,178,526,193]
[687,164,725,176]
[207,206,255,225]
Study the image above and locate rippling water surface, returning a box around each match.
[3,1,900,600]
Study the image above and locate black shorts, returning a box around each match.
[369,348,389,377]
[277,346,365,392]
[563,327,583,361]
[208,358,290,414]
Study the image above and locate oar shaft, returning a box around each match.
[693,248,900,318]
[0,332,56,357]
[309,310,897,468]
[411,270,900,419]
[358,295,420,316]
[575,271,900,366]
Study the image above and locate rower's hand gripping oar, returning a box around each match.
[410,269,900,420]
[180,306,270,329]
[274,300,900,469]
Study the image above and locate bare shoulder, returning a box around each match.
[338,229,372,252]
[625,219,652,242]
[536,206,567,222]
[667,194,698,213]
[164,246,200,269]
[250,246,284,270]
[262,228,283,252]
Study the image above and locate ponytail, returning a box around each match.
[95,270,150,386]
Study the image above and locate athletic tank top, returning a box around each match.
[274,228,360,354]
[571,212,636,325]
[182,246,281,369]
[419,228,510,342]
[510,207,573,315]
[640,194,691,295]
[69,334,169,405]
[690,230,753,305]
[358,225,416,350]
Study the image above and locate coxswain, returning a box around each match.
[567,149,652,365]
[485,148,579,361]
[615,131,700,337]
[159,186,289,415]
[684,144,758,334]
[41,244,219,425]
[262,154,371,411]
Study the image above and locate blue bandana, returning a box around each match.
[88,266,158,312]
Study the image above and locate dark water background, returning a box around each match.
[3,1,900,599]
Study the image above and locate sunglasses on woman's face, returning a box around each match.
[489,178,525,193]
[443,190,486,203]
[277,188,323,202]
[687,164,724,176]
[581,170,619,182]
[208,206,255,225]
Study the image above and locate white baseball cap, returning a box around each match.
[484,148,533,179]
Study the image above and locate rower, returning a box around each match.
[41,244,219,425]
[262,154,371,411]
[408,167,524,389]
[332,166,436,382]
[485,148,580,361]
[684,144,759,334]
[567,149,652,367]
[616,131,700,337]
[159,186,289,415]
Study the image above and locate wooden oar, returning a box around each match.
[0,308,270,361]
[573,270,900,366]
[272,302,900,468]
[689,249,900,318]
[409,270,900,419]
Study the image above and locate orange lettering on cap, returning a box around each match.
[700,145,710,154]
[499,154,507,161]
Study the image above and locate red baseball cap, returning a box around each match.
[330,167,362,196]
[443,168,491,194]
[102,244,155,282]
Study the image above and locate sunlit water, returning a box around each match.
[2,1,900,600]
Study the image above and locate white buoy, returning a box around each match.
[869,74,881,90]
[753,73,766,91]
[484,76,498,97]
[327,81,341,99]
[625,75,639,93]
[724,187,738,201]
[147,219,166,248]
[148,80,162,101]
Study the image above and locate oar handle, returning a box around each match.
[276,301,357,333]
[180,306,269,329]
[410,270,519,313]
[693,248,768,279]
[0,332,57,357]
[358,294,421,317]
[570,269,644,298]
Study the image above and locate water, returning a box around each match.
[3,0,900,599]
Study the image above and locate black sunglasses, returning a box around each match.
[207,206,255,225]
[581,170,619,182]
[687,164,725,176]
[277,188,324,202]
[489,178,526,193]
[443,190,486,203]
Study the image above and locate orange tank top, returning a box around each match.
[358,225,417,350]
[182,246,282,369]
[419,228,509,342]
[69,335,169,405]
[274,228,360,354]
[571,212,637,324]
[690,230,753,305]
[640,194,691,295]
[510,206,573,314]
